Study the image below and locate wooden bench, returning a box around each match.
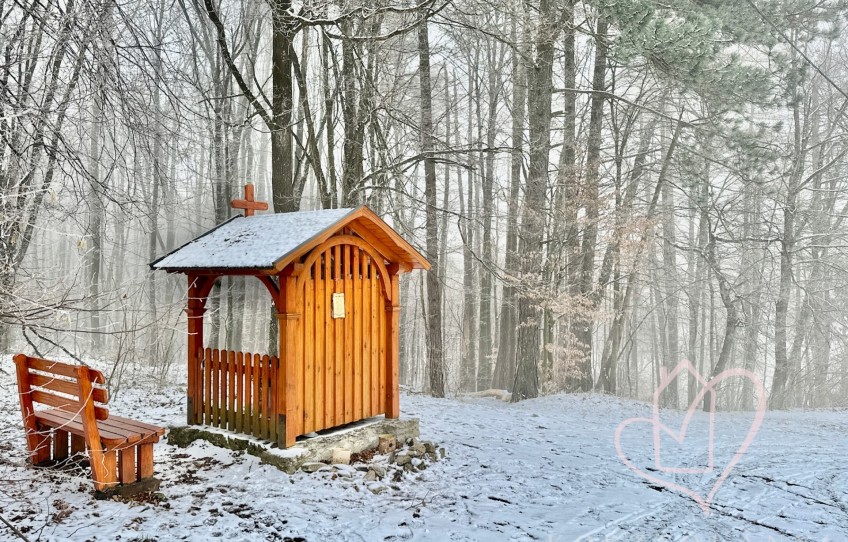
[12,354,166,493]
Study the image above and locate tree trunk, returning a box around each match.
[570,16,608,392]
[477,40,503,391]
[418,17,444,397]
[659,133,679,408]
[270,0,296,212]
[512,0,556,402]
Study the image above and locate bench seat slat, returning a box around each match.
[34,410,128,445]
[34,409,163,447]
[37,409,164,440]
[106,414,166,437]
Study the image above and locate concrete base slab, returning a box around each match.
[168,416,420,474]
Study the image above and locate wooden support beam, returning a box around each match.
[278,272,300,448]
[385,272,400,418]
[187,275,208,425]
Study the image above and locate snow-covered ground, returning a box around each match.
[1,361,847,541]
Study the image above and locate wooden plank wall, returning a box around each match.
[197,348,279,441]
[296,244,388,436]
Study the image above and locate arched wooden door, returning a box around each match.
[294,237,390,435]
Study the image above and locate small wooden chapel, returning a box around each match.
[151,185,429,448]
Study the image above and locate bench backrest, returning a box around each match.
[13,354,110,421]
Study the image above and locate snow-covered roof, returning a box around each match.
[151,208,357,270]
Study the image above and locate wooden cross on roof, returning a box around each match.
[231,183,269,217]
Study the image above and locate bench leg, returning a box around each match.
[71,434,86,455]
[137,443,154,480]
[52,430,69,462]
[29,426,51,465]
[89,447,118,491]
[119,447,137,484]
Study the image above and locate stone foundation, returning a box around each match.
[167,416,420,474]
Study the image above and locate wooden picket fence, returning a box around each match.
[197,348,279,441]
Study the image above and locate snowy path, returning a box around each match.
[1,366,847,541]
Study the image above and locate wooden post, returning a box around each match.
[137,443,154,479]
[14,354,50,465]
[385,270,400,418]
[13,354,50,464]
[277,271,300,448]
[53,429,69,462]
[76,366,111,490]
[119,446,136,484]
[187,276,207,425]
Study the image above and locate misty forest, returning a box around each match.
[4,0,848,416]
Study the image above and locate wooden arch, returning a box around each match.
[188,274,282,312]
[296,234,392,303]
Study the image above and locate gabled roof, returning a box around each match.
[150,205,430,273]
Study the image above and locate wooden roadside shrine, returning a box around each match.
[151,185,430,448]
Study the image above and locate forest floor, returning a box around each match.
[1,359,847,541]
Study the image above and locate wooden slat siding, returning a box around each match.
[379,265,386,413]
[244,350,252,433]
[224,350,231,430]
[228,351,235,429]
[256,354,264,438]
[211,348,220,427]
[370,259,379,416]
[205,349,211,426]
[324,250,334,428]
[334,244,344,425]
[336,245,354,425]
[233,351,240,433]
[214,348,222,428]
[362,254,371,418]
[267,355,275,443]
[353,247,362,421]
[223,351,231,429]
[268,355,276,441]
[294,274,305,438]
[243,351,252,435]
[252,353,261,438]
[304,271,315,434]
[219,349,226,428]
[264,354,273,439]
[205,349,213,427]
[379,292,387,412]
[314,257,325,433]
[202,349,209,425]
[235,351,243,433]
[253,353,261,438]
[344,244,353,423]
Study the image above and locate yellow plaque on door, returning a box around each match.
[332,292,345,318]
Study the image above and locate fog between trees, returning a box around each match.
[2,0,847,410]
